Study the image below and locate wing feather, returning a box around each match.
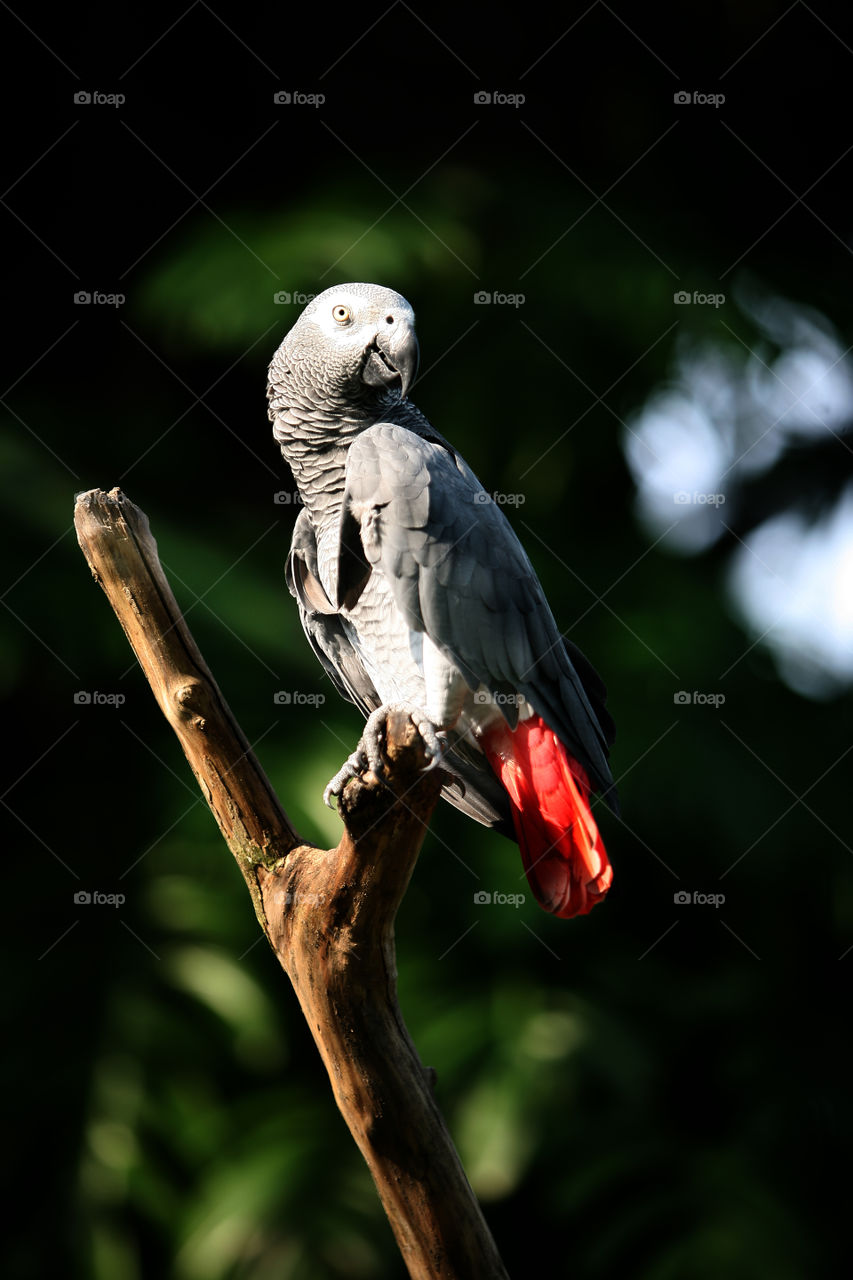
[340,424,615,799]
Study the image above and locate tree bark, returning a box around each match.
[74,486,510,1280]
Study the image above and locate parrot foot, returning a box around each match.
[323,703,447,807]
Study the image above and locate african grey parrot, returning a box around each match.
[267,283,616,918]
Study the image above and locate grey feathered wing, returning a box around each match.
[286,507,381,716]
[337,423,616,807]
[285,506,516,834]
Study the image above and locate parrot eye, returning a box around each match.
[332,304,352,324]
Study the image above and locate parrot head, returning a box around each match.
[272,282,419,407]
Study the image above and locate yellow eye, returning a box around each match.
[332,304,351,324]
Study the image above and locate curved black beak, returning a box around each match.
[362,317,419,399]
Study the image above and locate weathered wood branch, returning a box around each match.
[74,487,510,1280]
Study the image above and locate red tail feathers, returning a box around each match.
[482,715,613,918]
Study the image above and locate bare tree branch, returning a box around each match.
[74,486,510,1280]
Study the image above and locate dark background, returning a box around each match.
[2,3,851,1277]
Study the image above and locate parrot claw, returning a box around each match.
[323,704,447,805]
[420,730,449,773]
[323,751,367,808]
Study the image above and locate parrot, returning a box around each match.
[267,282,616,918]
